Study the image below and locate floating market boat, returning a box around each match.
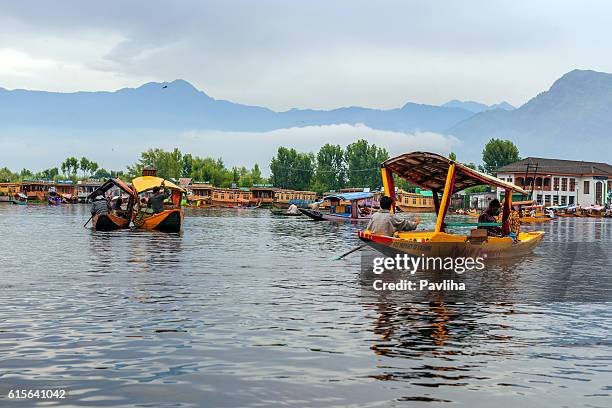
[359,152,545,259]
[87,178,135,231]
[132,176,186,232]
[299,192,374,222]
[11,193,28,205]
[269,208,302,216]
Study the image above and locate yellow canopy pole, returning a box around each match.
[435,163,455,232]
[381,166,395,213]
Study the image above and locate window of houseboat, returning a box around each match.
[584,181,590,194]
[561,178,567,191]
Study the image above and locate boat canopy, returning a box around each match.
[323,192,374,202]
[132,176,186,194]
[382,152,528,194]
[88,178,135,200]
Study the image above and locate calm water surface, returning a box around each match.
[0,205,610,407]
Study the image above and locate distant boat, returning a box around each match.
[300,192,374,222]
[11,193,28,205]
[269,208,302,216]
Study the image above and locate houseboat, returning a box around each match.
[273,189,317,208]
[210,187,253,208]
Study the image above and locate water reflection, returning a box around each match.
[0,204,610,407]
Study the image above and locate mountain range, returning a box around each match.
[0,69,611,162]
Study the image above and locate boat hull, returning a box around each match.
[299,208,370,222]
[358,230,545,260]
[519,216,552,223]
[133,209,183,232]
[92,213,130,231]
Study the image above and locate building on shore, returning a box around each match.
[250,185,277,206]
[395,188,435,212]
[76,180,104,202]
[495,157,612,207]
[273,189,317,208]
[0,180,79,202]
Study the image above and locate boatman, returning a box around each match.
[287,203,299,214]
[478,199,502,236]
[149,182,169,213]
[366,196,419,237]
[91,193,110,216]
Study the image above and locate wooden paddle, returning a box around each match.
[334,244,366,260]
[83,214,93,227]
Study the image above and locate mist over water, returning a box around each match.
[0,205,610,407]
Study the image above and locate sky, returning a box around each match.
[1,0,612,111]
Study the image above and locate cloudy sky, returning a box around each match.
[1,0,611,111]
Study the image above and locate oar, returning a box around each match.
[83,214,93,227]
[334,244,366,260]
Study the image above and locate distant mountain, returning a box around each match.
[0,79,474,133]
[448,69,612,161]
[442,99,515,113]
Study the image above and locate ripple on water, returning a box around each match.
[0,205,610,407]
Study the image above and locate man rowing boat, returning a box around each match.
[366,196,419,237]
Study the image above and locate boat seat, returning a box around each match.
[467,228,488,243]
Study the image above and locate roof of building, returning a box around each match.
[496,157,612,176]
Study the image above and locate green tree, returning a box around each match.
[128,148,184,180]
[481,139,520,174]
[448,152,457,161]
[79,157,91,176]
[269,147,314,190]
[61,157,79,177]
[0,167,19,182]
[345,140,388,190]
[314,143,346,193]
[191,157,233,187]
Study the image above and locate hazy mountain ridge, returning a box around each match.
[442,99,514,113]
[448,69,612,161]
[0,79,474,133]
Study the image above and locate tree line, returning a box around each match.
[1,138,521,194]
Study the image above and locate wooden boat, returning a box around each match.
[47,191,61,206]
[132,176,186,232]
[359,152,545,259]
[11,193,28,205]
[269,208,302,216]
[519,216,552,223]
[87,178,135,231]
[299,192,374,222]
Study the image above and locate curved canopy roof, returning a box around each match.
[87,178,135,199]
[132,176,186,193]
[324,192,373,201]
[382,152,528,194]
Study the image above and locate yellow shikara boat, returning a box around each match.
[132,176,186,232]
[359,152,545,259]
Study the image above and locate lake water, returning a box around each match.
[0,204,610,407]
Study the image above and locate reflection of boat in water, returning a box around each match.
[132,176,185,232]
[359,152,545,259]
[299,192,374,222]
[11,193,28,205]
[88,178,135,231]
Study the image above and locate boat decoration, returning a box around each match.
[87,178,136,231]
[132,176,186,232]
[359,151,545,259]
[300,192,374,222]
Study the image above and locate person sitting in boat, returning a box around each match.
[149,183,170,213]
[112,197,123,211]
[287,203,300,215]
[478,199,502,236]
[91,194,110,216]
[366,196,419,237]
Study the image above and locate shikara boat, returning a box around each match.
[11,193,28,205]
[299,192,374,222]
[87,178,136,231]
[359,152,545,259]
[48,191,61,206]
[132,176,186,232]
